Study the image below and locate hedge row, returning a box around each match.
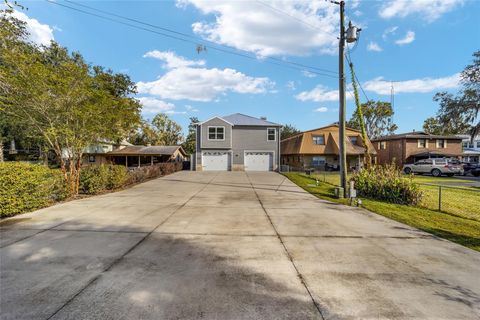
[1,162,183,217]
[0,162,67,217]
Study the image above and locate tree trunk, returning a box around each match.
[0,141,3,162]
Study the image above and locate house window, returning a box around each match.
[378,141,386,150]
[312,156,326,167]
[312,135,325,145]
[267,128,276,141]
[418,139,426,148]
[208,126,224,140]
[88,155,96,163]
[436,139,445,148]
[349,136,358,145]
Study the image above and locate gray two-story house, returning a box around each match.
[193,113,282,171]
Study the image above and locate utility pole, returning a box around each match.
[330,0,361,197]
[338,0,347,196]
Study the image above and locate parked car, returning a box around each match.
[403,158,463,177]
[462,162,480,177]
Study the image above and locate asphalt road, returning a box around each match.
[1,171,479,319]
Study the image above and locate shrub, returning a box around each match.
[106,165,129,190]
[79,165,109,194]
[127,162,182,184]
[351,164,423,205]
[0,162,66,217]
[79,164,128,194]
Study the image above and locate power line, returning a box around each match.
[48,0,338,78]
[345,46,371,103]
[256,0,337,39]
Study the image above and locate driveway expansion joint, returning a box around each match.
[246,172,326,320]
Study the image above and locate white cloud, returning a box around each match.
[315,107,329,112]
[286,81,296,91]
[185,105,199,112]
[379,0,463,22]
[302,70,317,78]
[363,73,461,95]
[296,85,352,102]
[367,42,383,52]
[138,67,274,102]
[395,31,415,45]
[10,10,54,46]
[138,51,274,102]
[382,26,398,40]
[179,0,339,56]
[351,0,361,9]
[143,50,205,69]
[137,97,175,114]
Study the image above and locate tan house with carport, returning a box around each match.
[371,131,463,167]
[281,124,376,170]
[103,146,187,168]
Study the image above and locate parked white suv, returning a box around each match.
[403,158,463,177]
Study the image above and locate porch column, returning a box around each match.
[138,156,141,168]
[125,156,128,168]
[151,156,153,166]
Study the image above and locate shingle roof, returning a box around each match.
[371,131,463,142]
[222,113,281,126]
[107,146,185,156]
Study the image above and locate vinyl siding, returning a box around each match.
[199,117,232,149]
[231,126,279,166]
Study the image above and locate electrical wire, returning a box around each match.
[48,0,339,78]
[345,45,371,103]
[255,0,339,44]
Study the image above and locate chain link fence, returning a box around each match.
[281,165,480,221]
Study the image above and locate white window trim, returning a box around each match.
[267,128,276,141]
[436,139,446,149]
[418,139,426,148]
[207,126,226,141]
[312,135,325,145]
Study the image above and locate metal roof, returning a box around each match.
[107,146,185,156]
[221,113,281,126]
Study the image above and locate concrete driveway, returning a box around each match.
[1,171,479,320]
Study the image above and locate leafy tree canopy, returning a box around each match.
[0,11,141,194]
[182,117,198,155]
[429,50,480,139]
[347,100,398,139]
[280,124,301,140]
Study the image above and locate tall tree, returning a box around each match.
[150,113,183,146]
[182,116,198,154]
[0,12,141,195]
[280,124,301,140]
[347,100,398,139]
[430,50,480,140]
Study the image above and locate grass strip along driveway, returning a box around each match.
[284,173,480,252]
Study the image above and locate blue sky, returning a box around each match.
[11,0,480,135]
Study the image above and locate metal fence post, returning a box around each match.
[438,186,442,212]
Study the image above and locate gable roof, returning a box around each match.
[196,116,234,126]
[222,113,281,126]
[107,145,186,156]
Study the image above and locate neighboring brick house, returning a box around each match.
[371,131,463,167]
[281,124,376,171]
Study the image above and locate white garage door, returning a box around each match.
[245,152,273,171]
[202,151,229,171]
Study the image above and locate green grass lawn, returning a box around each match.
[309,171,480,221]
[284,172,480,252]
